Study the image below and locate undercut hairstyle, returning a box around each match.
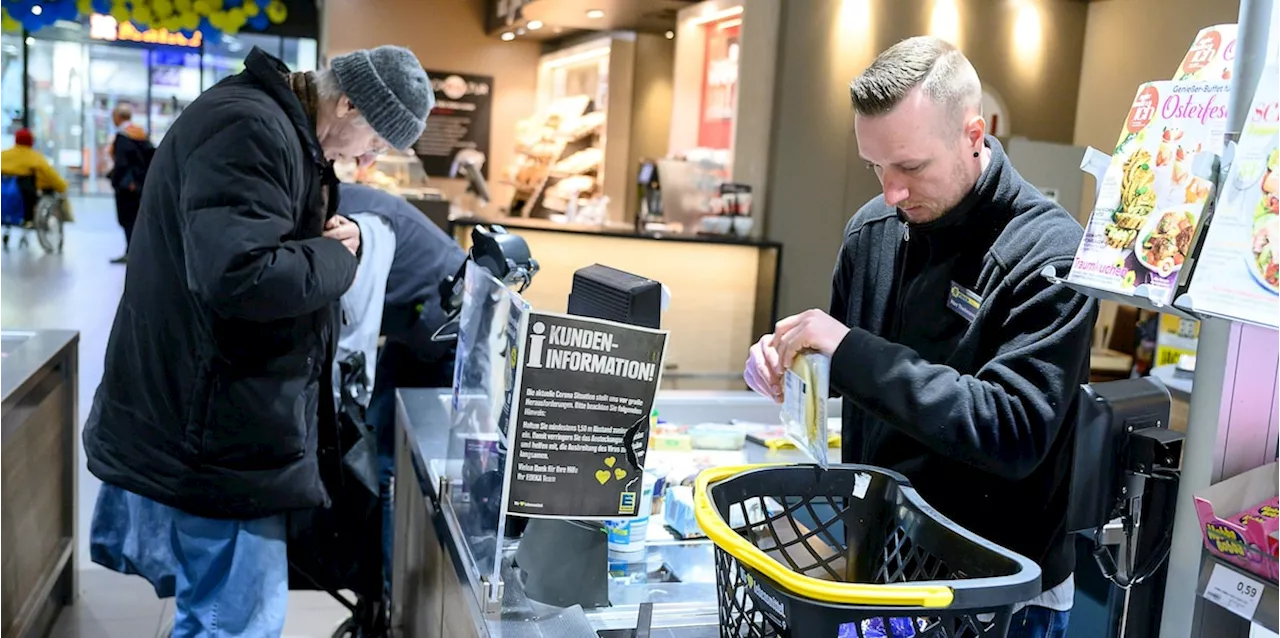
[849,36,982,123]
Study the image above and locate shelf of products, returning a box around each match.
[503,94,607,219]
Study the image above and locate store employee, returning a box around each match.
[744,36,1095,638]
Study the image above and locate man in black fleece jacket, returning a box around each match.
[745,37,1095,637]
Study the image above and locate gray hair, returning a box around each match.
[314,67,367,126]
[849,36,982,122]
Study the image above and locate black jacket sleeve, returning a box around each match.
[180,121,358,322]
[829,258,1095,481]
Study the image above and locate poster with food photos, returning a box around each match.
[1068,80,1230,304]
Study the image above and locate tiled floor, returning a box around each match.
[2,196,349,637]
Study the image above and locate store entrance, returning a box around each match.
[26,35,200,195]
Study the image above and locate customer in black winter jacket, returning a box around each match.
[84,46,433,638]
[744,37,1095,638]
[106,104,154,264]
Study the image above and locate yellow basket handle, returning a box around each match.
[694,464,955,608]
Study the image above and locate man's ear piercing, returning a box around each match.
[974,151,980,158]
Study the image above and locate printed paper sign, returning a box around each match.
[502,312,668,519]
[1203,562,1265,620]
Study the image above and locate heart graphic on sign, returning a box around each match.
[614,468,627,481]
[595,470,611,485]
[604,456,616,468]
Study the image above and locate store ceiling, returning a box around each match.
[494,0,697,41]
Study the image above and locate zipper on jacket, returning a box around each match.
[891,221,911,339]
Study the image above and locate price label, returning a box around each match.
[1204,562,1266,620]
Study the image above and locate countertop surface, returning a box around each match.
[450,215,782,249]
[397,388,827,638]
[1,329,78,404]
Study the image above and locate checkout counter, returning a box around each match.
[1,330,79,638]
[449,216,781,392]
[392,387,835,637]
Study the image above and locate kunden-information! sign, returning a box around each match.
[501,312,668,519]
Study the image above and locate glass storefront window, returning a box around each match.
[202,32,280,89]
[1,31,23,149]
[15,17,317,194]
[26,38,88,192]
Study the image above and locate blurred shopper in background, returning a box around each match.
[106,104,155,264]
[745,36,1094,638]
[334,182,465,597]
[1,128,68,222]
[84,45,432,637]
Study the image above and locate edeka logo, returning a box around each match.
[1162,92,1229,127]
[1206,523,1248,557]
[1127,86,1160,133]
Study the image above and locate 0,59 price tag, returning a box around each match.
[1204,562,1266,620]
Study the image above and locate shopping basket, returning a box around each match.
[695,464,1042,638]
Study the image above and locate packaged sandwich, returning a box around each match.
[781,351,831,469]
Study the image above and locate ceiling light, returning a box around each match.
[31,5,42,15]
[585,9,605,19]
[527,20,543,30]
[501,32,515,41]
[665,30,674,39]
[25,37,34,45]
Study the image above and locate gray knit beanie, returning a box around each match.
[330,46,433,150]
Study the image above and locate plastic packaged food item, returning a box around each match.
[689,423,747,450]
[781,352,831,469]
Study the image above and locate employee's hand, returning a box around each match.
[744,333,784,403]
[324,215,360,256]
[772,309,851,369]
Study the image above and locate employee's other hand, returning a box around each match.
[772,309,851,370]
[324,215,360,256]
[744,333,784,403]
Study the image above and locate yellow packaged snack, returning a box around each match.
[781,351,831,469]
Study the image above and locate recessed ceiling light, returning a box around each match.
[501,32,516,41]
[31,5,42,15]
[585,9,605,19]
[665,30,674,39]
[527,20,543,30]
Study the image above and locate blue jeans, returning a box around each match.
[90,485,289,637]
[368,348,400,598]
[1007,606,1070,638]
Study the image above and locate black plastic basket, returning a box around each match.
[694,464,1042,638]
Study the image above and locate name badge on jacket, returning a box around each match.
[947,281,982,323]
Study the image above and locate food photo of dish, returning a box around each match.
[1106,148,1157,249]
[1247,148,1279,294]
[1249,212,1278,293]
[1136,207,1197,278]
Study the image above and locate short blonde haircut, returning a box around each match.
[849,36,982,123]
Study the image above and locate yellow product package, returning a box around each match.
[781,351,831,469]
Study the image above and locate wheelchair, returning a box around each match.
[1,174,65,254]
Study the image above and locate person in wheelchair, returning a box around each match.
[1,128,68,237]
